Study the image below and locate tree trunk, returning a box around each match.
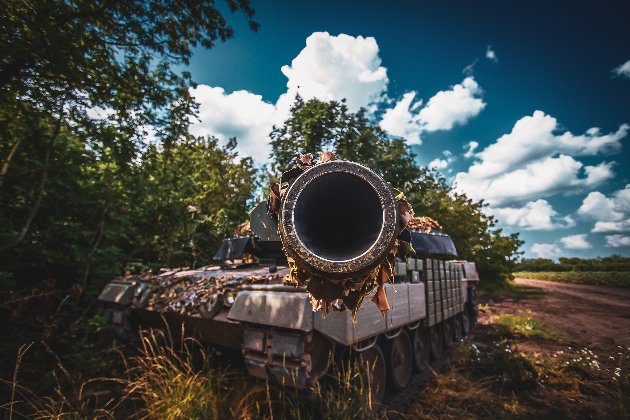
[0,138,22,188]
[14,106,64,244]
[81,203,109,287]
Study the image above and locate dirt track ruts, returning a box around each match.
[509,278,630,347]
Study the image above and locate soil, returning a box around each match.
[479,277,630,349]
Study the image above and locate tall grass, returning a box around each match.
[1,342,123,419]
[2,326,382,419]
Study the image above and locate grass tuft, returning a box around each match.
[493,314,556,340]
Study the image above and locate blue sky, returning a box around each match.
[184,0,630,259]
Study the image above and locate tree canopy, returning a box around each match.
[0,0,258,290]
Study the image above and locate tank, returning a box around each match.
[98,157,480,406]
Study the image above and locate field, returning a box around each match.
[513,271,630,288]
[3,278,629,419]
[406,280,630,418]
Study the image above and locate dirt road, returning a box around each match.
[483,277,630,347]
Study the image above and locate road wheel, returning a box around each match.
[429,323,443,360]
[358,344,387,409]
[412,327,429,372]
[384,330,413,390]
[443,318,454,348]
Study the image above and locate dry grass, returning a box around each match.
[1,325,383,419]
[4,313,627,419]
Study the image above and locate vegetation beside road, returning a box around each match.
[515,256,630,272]
[514,271,630,288]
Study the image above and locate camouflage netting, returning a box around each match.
[233,221,252,237]
[124,271,280,317]
[269,152,420,319]
[407,216,442,233]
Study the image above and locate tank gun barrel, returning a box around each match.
[279,160,400,280]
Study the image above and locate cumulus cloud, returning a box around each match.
[531,243,562,260]
[463,141,479,158]
[190,32,393,162]
[379,92,424,144]
[457,154,613,205]
[189,86,276,162]
[612,60,630,79]
[190,32,487,161]
[486,45,498,62]
[578,185,630,233]
[560,234,592,250]
[578,189,626,221]
[427,150,456,171]
[593,220,630,233]
[277,32,388,118]
[605,234,630,248]
[492,199,575,230]
[454,111,628,205]
[417,77,486,131]
[381,77,486,144]
[428,158,448,170]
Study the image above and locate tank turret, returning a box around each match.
[262,154,414,316]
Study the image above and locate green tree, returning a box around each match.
[270,97,421,189]
[1,0,257,243]
[127,135,256,268]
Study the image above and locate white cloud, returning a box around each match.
[381,77,486,144]
[428,158,449,170]
[593,219,630,233]
[578,189,630,222]
[427,150,456,171]
[531,243,562,260]
[85,106,115,120]
[189,86,276,162]
[486,45,498,62]
[612,60,630,79]
[188,32,491,162]
[492,199,575,230]
[560,234,592,250]
[605,234,630,248]
[463,141,478,158]
[456,154,613,205]
[277,32,388,118]
[454,111,627,205]
[190,32,392,163]
[379,92,424,144]
[417,77,486,131]
[578,186,630,233]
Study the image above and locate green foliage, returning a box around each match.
[516,255,630,272]
[514,271,630,288]
[493,314,556,340]
[127,136,255,267]
[270,96,421,189]
[0,1,258,291]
